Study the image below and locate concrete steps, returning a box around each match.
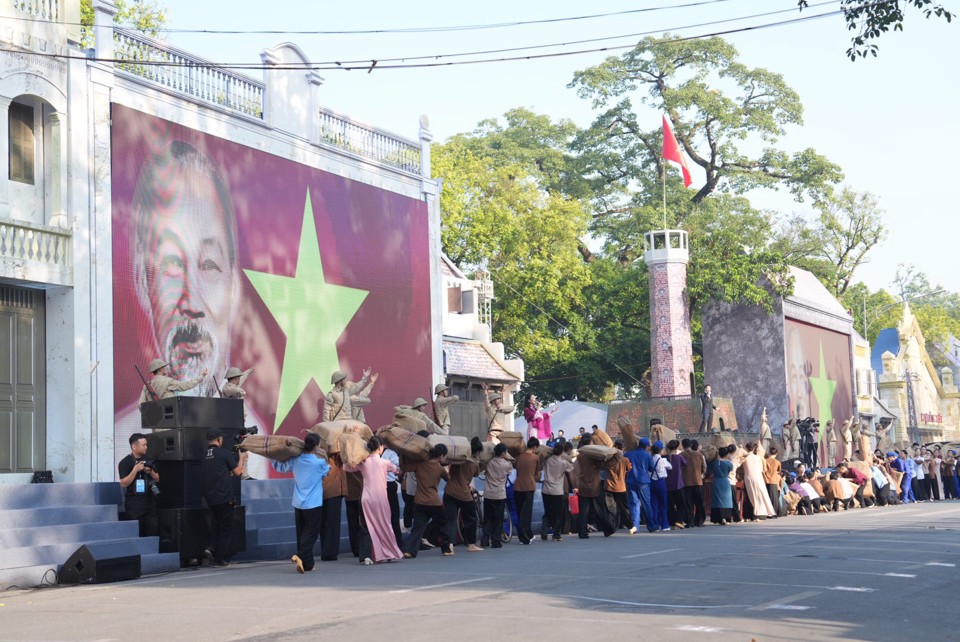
[0,482,180,590]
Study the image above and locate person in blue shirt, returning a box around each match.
[624,437,657,533]
[890,450,913,504]
[272,433,330,573]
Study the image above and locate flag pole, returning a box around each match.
[662,163,667,230]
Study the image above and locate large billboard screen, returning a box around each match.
[784,318,854,429]
[111,105,433,469]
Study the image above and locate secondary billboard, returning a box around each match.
[111,104,432,467]
[784,317,854,429]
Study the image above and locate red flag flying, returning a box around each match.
[662,115,693,188]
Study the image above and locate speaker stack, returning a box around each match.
[59,541,142,584]
[141,397,247,564]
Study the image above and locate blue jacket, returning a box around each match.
[272,453,330,510]
[624,448,655,486]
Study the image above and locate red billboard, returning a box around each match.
[784,318,854,431]
[111,105,433,469]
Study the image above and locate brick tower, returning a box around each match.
[644,229,694,397]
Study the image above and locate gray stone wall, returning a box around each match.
[703,298,789,433]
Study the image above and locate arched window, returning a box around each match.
[8,101,36,185]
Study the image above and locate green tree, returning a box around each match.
[798,0,955,60]
[80,0,167,47]
[432,138,598,400]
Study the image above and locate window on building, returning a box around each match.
[9,101,36,185]
[447,284,462,313]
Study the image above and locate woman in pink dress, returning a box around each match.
[344,436,403,565]
[523,395,553,441]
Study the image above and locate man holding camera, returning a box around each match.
[203,428,248,567]
[118,433,160,537]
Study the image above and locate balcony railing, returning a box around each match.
[318,108,422,176]
[13,0,59,20]
[0,219,71,271]
[113,28,265,120]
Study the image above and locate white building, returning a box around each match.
[0,0,445,484]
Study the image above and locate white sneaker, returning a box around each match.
[628,527,637,535]
[662,527,671,531]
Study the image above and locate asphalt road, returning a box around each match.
[3,501,959,642]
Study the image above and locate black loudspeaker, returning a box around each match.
[58,541,142,584]
[147,427,242,461]
[158,507,246,563]
[140,397,243,430]
[151,460,241,510]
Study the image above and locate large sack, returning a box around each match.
[649,424,677,445]
[393,407,428,434]
[578,445,619,463]
[535,444,555,461]
[477,441,515,467]
[240,434,305,462]
[428,434,471,464]
[701,444,719,464]
[592,429,613,448]
[309,420,371,453]
[848,461,875,498]
[617,417,639,452]
[498,431,526,457]
[338,432,371,468]
[711,433,736,449]
[379,426,430,461]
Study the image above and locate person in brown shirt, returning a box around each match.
[680,439,707,527]
[574,434,616,538]
[345,470,364,558]
[605,440,633,530]
[763,446,783,516]
[400,444,451,558]
[823,471,852,511]
[443,438,483,552]
[319,453,345,561]
[513,437,543,544]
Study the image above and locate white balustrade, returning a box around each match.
[318,108,422,176]
[113,28,265,119]
[13,0,59,20]
[0,220,71,269]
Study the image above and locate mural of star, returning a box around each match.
[808,343,837,427]
[244,192,369,431]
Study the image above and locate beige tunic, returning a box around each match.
[483,394,515,440]
[412,409,446,435]
[222,368,253,399]
[433,394,460,430]
[350,377,377,423]
[139,373,205,403]
[324,373,369,422]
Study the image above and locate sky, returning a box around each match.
[150,0,959,297]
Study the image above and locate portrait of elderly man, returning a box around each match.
[114,140,264,472]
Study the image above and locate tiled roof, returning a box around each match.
[787,266,850,319]
[443,339,520,382]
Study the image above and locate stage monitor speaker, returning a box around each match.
[58,541,142,585]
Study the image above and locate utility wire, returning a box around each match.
[0,9,843,72]
[5,0,743,34]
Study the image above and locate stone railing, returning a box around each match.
[318,108,422,176]
[0,219,71,270]
[13,0,59,20]
[113,28,265,119]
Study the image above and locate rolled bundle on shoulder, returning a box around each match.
[477,441,496,466]
[577,445,619,462]
[379,425,431,461]
[498,431,526,457]
[428,434,471,463]
[591,429,613,448]
[239,434,304,461]
[308,419,371,453]
[536,445,554,461]
[710,433,736,449]
[393,406,428,434]
[618,418,639,452]
[338,432,371,468]
[701,444,719,464]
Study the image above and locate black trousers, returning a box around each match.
[403,503,450,556]
[514,490,535,543]
[208,502,234,562]
[319,496,342,560]
[482,497,505,546]
[294,506,322,570]
[684,485,706,526]
[346,499,362,557]
[387,481,403,547]
[802,443,818,468]
[443,495,478,546]
[605,490,631,529]
[401,490,415,528]
[766,483,781,514]
[124,499,158,538]
[542,493,566,539]
[667,488,687,526]
[577,494,614,537]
